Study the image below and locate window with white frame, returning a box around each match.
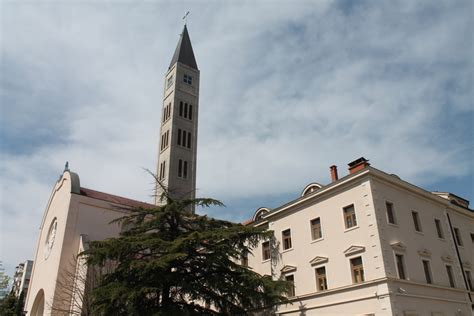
[350,257,364,284]
[344,204,357,229]
[282,229,292,250]
[385,201,396,224]
[315,266,327,291]
[310,218,322,240]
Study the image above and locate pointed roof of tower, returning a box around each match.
[169,25,198,70]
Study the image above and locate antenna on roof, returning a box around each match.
[182,11,190,25]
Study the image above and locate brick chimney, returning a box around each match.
[330,165,339,182]
[348,157,370,174]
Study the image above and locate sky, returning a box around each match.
[0,0,472,279]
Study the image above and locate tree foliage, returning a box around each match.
[84,189,289,315]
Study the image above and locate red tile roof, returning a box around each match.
[241,219,253,226]
[79,187,155,209]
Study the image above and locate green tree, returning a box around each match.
[84,185,289,315]
[0,292,20,316]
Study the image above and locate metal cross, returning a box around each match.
[182,11,190,25]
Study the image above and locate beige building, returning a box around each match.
[245,158,474,315]
[24,169,154,315]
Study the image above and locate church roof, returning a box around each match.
[79,187,155,209]
[169,25,198,70]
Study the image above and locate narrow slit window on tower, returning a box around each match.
[177,128,182,145]
[183,161,188,179]
[179,101,183,117]
[189,104,193,120]
[178,159,183,178]
[184,103,188,118]
[182,130,187,147]
[159,161,166,180]
[187,132,191,148]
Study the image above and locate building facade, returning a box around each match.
[12,260,33,298]
[245,158,474,315]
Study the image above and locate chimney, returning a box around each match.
[330,165,339,182]
[348,157,370,174]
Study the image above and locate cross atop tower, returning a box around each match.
[182,11,190,25]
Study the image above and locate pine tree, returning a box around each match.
[84,186,289,315]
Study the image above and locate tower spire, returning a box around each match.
[169,24,198,70]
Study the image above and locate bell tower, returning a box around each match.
[155,24,199,206]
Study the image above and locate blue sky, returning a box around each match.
[1,0,472,278]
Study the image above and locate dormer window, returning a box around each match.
[183,74,193,85]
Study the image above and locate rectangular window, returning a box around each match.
[177,128,182,145]
[183,74,193,85]
[396,254,406,280]
[187,131,191,148]
[351,257,365,284]
[422,260,432,284]
[159,161,165,180]
[344,204,357,229]
[182,130,187,147]
[310,218,322,240]
[184,103,188,118]
[178,159,183,178]
[470,233,474,243]
[282,229,292,250]
[285,275,295,297]
[412,211,422,232]
[434,219,444,239]
[183,161,188,179]
[262,241,270,261]
[446,265,455,288]
[465,270,473,291]
[315,267,327,291]
[386,202,396,224]
[179,101,183,117]
[454,228,463,246]
[189,104,193,120]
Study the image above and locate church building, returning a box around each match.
[23,25,474,316]
[24,25,200,315]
